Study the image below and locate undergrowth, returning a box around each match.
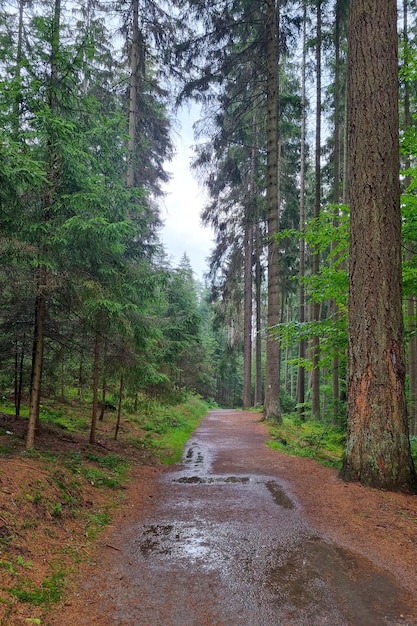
[267,413,346,469]
[128,395,210,464]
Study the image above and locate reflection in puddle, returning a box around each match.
[138,523,210,562]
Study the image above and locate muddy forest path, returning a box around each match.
[49,410,417,625]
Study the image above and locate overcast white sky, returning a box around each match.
[160,106,214,280]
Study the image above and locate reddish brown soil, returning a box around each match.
[1,410,417,624]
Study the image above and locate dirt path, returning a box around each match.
[48,410,417,625]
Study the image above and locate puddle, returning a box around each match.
[138,523,211,562]
[174,475,250,485]
[266,537,411,624]
[139,524,174,556]
[184,442,204,464]
[265,480,294,509]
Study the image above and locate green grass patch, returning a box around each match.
[39,404,89,433]
[85,509,112,539]
[267,414,346,469]
[131,395,210,464]
[68,452,129,489]
[9,569,66,606]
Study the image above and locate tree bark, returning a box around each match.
[242,218,253,408]
[243,118,258,409]
[331,0,343,423]
[114,371,124,440]
[89,327,101,445]
[264,0,281,422]
[403,0,417,437]
[26,270,46,449]
[127,0,139,188]
[297,0,307,420]
[311,0,322,421]
[340,0,416,491]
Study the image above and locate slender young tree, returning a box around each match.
[340,0,416,491]
[27,0,62,449]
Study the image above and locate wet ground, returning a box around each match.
[59,410,417,625]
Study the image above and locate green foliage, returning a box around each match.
[61,451,128,490]
[272,204,349,372]
[85,510,112,540]
[36,405,89,433]
[130,395,210,464]
[267,414,346,469]
[9,569,66,606]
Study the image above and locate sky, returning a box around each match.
[160,106,214,281]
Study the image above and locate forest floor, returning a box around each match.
[1,409,417,624]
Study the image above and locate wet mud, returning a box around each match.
[63,410,417,625]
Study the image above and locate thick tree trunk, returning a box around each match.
[264,0,281,422]
[340,0,416,491]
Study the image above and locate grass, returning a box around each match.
[128,395,210,464]
[267,413,346,469]
[9,568,66,607]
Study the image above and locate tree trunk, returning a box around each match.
[297,0,307,420]
[89,327,101,445]
[340,0,416,491]
[243,120,258,409]
[114,371,125,440]
[99,340,108,421]
[13,0,24,137]
[408,297,417,436]
[242,217,253,408]
[26,271,46,449]
[311,0,322,421]
[264,0,281,422]
[78,349,84,402]
[331,0,342,423]
[403,0,417,437]
[14,336,25,418]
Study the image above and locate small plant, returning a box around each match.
[0,559,15,573]
[50,503,63,518]
[85,509,112,539]
[16,556,33,568]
